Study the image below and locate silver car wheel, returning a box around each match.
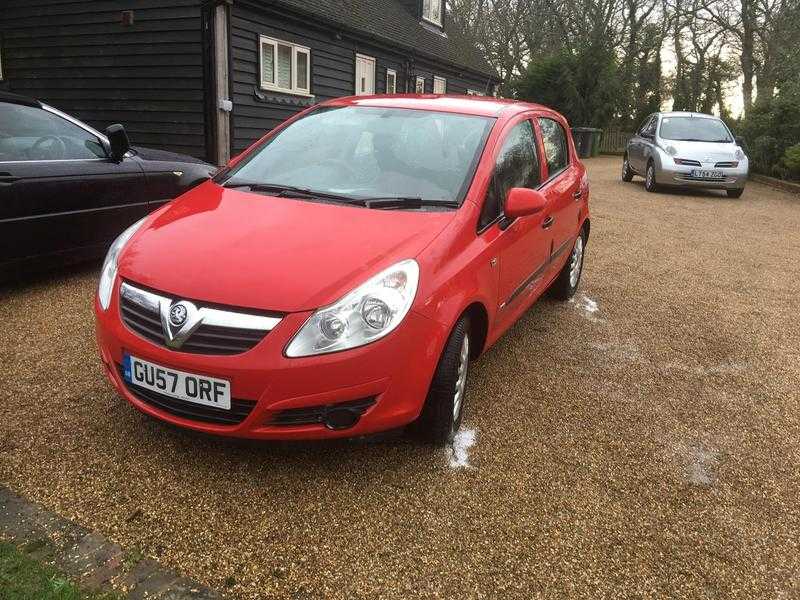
[569,235,584,288]
[453,334,469,422]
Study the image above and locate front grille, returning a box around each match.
[674,158,702,167]
[714,161,738,168]
[270,397,377,427]
[119,281,281,355]
[118,364,256,425]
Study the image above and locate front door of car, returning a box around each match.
[536,116,581,270]
[0,102,147,274]
[477,117,550,320]
[630,115,656,172]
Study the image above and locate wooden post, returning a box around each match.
[212,3,231,166]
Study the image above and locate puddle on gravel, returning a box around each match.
[667,440,721,486]
[448,428,477,469]
[570,294,605,322]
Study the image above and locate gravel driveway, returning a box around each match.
[1,156,799,599]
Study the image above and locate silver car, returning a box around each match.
[622,111,748,198]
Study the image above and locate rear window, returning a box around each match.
[659,117,732,143]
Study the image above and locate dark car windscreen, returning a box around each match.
[659,116,732,143]
[224,106,494,203]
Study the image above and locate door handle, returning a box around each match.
[542,216,554,229]
[573,190,582,200]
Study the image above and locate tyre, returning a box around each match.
[727,188,744,198]
[644,160,659,192]
[549,229,586,301]
[621,154,634,181]
[411,316,470,445]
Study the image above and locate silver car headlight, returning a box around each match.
[285,259,419,357]
[97,217,146,310]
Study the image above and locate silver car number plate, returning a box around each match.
[123,354,231,410]
[690,169,724,179]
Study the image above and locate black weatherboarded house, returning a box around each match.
[0,0,498,165]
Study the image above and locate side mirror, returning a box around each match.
[105,124,130,162]
[504,187,547,219]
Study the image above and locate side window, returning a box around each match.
[538,117,569,176]
[644,116,658,137]
[0,103,106,162]
[479,120,540,230]
[638,116,653,135]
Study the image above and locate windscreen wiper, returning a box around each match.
[222,181,363,205]
[361,197,460,209]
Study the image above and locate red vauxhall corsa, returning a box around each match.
[94,95,590,445]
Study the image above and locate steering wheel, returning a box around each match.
[317,158,359,180]
[30,135,66,160]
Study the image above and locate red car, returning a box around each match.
[94,95,590,445]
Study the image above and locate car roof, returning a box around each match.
[0,91,43,108]
[658,111,720,120]
[320,94,556,118]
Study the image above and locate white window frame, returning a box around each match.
[415,76,426,94]
[386,68,397,94]
[259,34,311,97]
[422,0,443,26]
[433,76,447,94]
[355,53,376,95]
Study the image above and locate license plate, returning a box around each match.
[123,354,231,410]
[690,169,724,179]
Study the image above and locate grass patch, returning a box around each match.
[0,541,120,600]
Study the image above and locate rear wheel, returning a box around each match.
[621,155,634,181]
[644,161,659,192]
[550,230,586,300]
[727,188,744,198]
[411,316,470,446]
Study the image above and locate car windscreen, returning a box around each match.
[659,116,732,143]
[223,106,494,204]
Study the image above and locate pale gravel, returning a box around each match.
[2,156,800,599]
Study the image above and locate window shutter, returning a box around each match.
[277,44,293,89]
[261,42,275,84]
[297,51,309,90]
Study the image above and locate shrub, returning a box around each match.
[781,144,800,180]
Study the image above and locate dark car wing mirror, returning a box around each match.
[105,124,130,162]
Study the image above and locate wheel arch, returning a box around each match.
[462,301,489,360]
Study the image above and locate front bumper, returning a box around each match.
[656,161,748,190]
[94,279,448,440]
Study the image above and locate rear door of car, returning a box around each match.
[477,113,551,320]
[0,103,146,274]
[536,114,581,275]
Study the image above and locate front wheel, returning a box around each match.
[644,161,659,192]
[727,188,744,198]
[621,155,634,181]
[411,316,470,446]
[550,230,586,300]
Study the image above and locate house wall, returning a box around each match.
[0,1,208,160]
[229,0,492,155]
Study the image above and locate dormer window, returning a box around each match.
[422,0,443,27]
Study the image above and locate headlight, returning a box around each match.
[735,149,745,160]
[285,259,419,357]
[97,217,146,310]
[665,145,677,156]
